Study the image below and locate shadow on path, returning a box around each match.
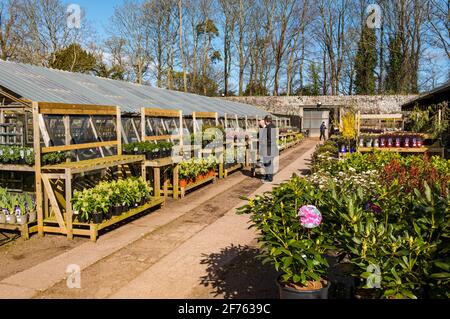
[199,244,279,299]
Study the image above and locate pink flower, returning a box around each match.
[298,205,322,228]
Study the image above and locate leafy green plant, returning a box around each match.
[238,176,331,288]
[72,177,153,222]
[42,151,70,165]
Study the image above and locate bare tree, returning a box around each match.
[0,0,24,61]
[110,0,151,84]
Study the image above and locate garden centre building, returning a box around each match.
[0,60,303,241]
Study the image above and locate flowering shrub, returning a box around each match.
[238,176,331,288]
[239,149,450,298]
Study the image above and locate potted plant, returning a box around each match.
[238,176,331,299]
[6,207,16,224]
[0,210,5,224]
[16,203,29,225]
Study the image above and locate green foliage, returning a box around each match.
[237,176,330,287]
[49,43,97,73]
[408,105,449,139]
[354,25,377,95]
[0,187,35,216]
[124,141,173,155]
[0,146,34,165]
[240,149,450,297]
[179,156,218,181]
[72,177,152,221]
[42,151,71,165]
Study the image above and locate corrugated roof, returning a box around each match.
[0,60,269,117]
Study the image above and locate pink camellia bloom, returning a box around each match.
[298,205,322,228]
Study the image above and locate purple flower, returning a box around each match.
[365,201,382,215]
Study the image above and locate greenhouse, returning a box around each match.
[0,60,303,241]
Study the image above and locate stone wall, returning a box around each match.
[223,95,418,115]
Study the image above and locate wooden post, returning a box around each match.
[65,169,73,240]
[116,106,123,178]
[178,110,183,151]
[173,164,179,199]
[153,167,161,197]
[141,107,146,142]
[140,107,147,182]
[116,107,122,156]
[33,102,44,237]
[64,115,73,161]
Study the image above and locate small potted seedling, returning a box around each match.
[16,203,29,225]
[5,207,16,224]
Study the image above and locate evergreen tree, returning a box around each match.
[49,43,97,73]
[385,33,403,94]
[354,25,377,95]
[307,62,320,96]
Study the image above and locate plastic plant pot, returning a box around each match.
[277,276,331,299]
[92,212,103,224]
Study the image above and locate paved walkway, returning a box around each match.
[111,142,316,298]
[0,139,318,299]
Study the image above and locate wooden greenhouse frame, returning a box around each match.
[173,111,219,196]
[140,107,183,199]
[34,102,164,241]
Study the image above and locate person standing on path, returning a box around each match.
[320,122,327,141]
[259,115,278,183]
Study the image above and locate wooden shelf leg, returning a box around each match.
[153,167,161,197]
[21,224,29,240]
[65,171,73,240]
[90,225,98,242]
[219,162,224,179]
[163,170,169,198]
[173,164,179,199]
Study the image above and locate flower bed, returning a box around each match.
[0,188,36,225]
[72,177,153,224]
[178,156,218,187]
[124,141,174,160]
[239,143,450,299]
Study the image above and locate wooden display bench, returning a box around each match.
[144,156,182,199]
[279,137,303,152]
[42,197,164,242]
[0,164,35,172]
[32,102,162,241]
[201,146,225,179]
[222,140,247,175]
[0,221,38,240]
[176,174,217,199]
[140,107,183,199]
[224,162,243,177]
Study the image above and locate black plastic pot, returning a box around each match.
[113,206,122,216]
[92,212,103,224]
[78,214,89,223]
[277,276,331,299]
[145,152,153,160]
[104,209,113,220]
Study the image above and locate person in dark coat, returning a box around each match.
[259,115,278,183]
[320,122,327,141]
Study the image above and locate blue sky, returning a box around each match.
[72,0,120,36]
